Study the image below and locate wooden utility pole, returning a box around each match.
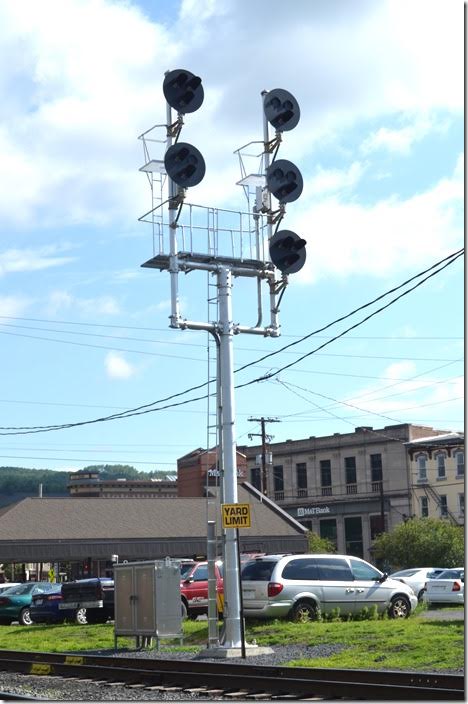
[248,417,280,495]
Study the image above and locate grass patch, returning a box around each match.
[0,614,463,672]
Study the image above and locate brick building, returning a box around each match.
[177,447,247,497]
[68,469,177,499]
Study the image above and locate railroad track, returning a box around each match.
[0,649,463,700]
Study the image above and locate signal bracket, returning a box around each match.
[167,116,184,141]
[264,133,282,154]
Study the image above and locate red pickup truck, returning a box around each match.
[180,560,224,619]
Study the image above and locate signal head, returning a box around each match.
[164,142,206,188]
[269,229,306,275]
[267,159,303,204]
[264,88,300,132]
[163,69,204,114]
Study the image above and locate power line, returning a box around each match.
[0,248,462,435]
[0,324,460,363]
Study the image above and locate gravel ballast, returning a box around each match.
[0,643,345,701]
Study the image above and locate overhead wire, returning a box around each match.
[0,247,463,435]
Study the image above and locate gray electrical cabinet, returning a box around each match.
[113,558,182,649]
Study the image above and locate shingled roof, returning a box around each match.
[0,483,307,563]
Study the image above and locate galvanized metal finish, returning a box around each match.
[113,559,182,649]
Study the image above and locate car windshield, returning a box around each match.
[241,560,277,581]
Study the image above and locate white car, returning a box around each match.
[424,568,464,606]
[389,567,445,601]
[241,554,418,621]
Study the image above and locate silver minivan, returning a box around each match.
[241,554,418,621]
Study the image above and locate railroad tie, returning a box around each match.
[244,694,271,700]
[223,691,251,698]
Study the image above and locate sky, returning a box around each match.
[0,0,463,476]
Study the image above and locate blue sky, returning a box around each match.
[0,0,463,474]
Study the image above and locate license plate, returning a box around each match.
[35,599,43,606]
[243,590,255,600]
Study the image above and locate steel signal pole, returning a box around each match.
[218,266,242,648]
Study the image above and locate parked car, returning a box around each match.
[0,583,21,595]
[59,578,114,624]
[31,585,88,625]
[424,568,464,606]
[241,554,418,622]
[180,560,224,619]
[389,567,446,601]
[0,582,57,625]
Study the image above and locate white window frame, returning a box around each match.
[436,452,446,479]
[439,494,448,517]
[416,454,427,480]
[455,451,464,478]
[420,495,429,518]
[458,493,464,516]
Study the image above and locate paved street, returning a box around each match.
[420,608,464,620]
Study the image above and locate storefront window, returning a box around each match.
[345,516,363,558]
[320,518,337,548]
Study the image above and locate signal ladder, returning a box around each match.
[205,208,221,529]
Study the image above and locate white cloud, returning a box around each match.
[361,115,449,155]
[0,245,75,276]
[309,162,366,196]
[295,153,463,283]
[0,295,32,317]
[342,362,464,422]
[46,290,121,316]
[0,0,462,229]
[104,351,136,379]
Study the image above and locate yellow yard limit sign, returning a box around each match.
[222,503,251,529]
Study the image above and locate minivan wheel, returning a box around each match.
[19,608,33,626]
[291,601,317,623]
[388,595,411,619]
[181,601,188,620]
[75,608,88,625]
[417,588,426,602]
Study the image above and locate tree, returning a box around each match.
[371,517,464,569]
[307,531,336,554]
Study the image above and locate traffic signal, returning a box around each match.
[266,159,303,204]
[164,142,206,188]
[269,229,306,275]
[263,88,300,132]
[163,69,204,114]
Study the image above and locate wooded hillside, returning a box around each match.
[0,465,170,496]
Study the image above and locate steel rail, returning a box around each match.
[0,650,463,700]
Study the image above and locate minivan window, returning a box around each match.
[180,563,194,578]
[282,558,320,581]
[316,558,353,581]
[241,561,276,581]
[192,565,208,581]
[350,558,381,580]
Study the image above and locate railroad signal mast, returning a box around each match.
[139,70,306,651]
